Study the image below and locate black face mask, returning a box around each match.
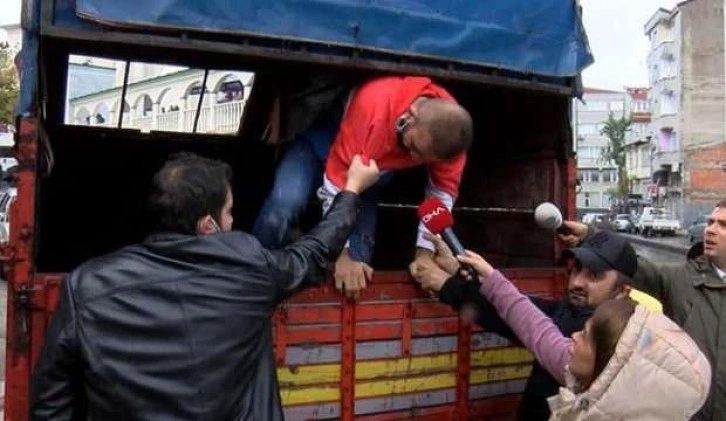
[209,217,222,233]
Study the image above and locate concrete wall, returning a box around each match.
[680,0,725,149]
[680,0,726,225]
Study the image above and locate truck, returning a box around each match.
[635,207,681,237]
[4,0,592,419]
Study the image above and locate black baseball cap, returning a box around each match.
[563,231,637,277]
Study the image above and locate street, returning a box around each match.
[632,243,687,266]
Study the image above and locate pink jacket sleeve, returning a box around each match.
[478,270,573,385]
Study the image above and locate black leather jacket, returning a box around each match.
[30,191,361,421]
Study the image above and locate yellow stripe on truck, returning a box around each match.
[278,348,534,406]
[280,364,532,405]
[277,347,532,386]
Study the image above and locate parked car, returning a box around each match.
[0,187,17,243]
[582,213,603,225]
[613,214,634,232]
[687,215,708,245]
[636,207,681,237]
[593,214,616,231]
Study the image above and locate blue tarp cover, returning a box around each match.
[74,0,593,78]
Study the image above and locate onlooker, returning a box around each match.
[559,199,726,420]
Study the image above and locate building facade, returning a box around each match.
[644,0,726,225]
[645,7,684,222]
[679,0,726,223]
[573,88,628,213]
[67,59,253,135]
[624,87,654,206]
[0,24,22,52]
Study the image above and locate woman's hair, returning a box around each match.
[589,298,637,380]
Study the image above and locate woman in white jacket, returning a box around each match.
[455,250,712,420]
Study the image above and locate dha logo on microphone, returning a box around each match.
[422,207,447,224]
[417,198,454,234]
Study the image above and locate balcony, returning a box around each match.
[649,40,676,61]
[659,40,675,61]
[630,111,652,123]
[97,100,245,134]
[652,151,682,171]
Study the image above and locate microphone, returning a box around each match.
[534,202,572,236]
[417,197,465,256]
[417,197,477,280]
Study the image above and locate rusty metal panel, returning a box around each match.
[15,268,564,420]
[454,318,471,419]
[4,118,40,421]
[340,297,356,421]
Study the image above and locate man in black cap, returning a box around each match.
[410,230,639,421]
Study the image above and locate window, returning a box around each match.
[660,93,678,115]
[578,169,607,183]
[585,101,608,112]
[65,55,255,134]
[578,124,599,136]
[602,170,612,183]
[661,59,677,79]
[603,193,614,206]
[584,193,591,208]
[650,65,660,85]
[578,147,601,160]
[602,169,617,183]
[609,101,624,112]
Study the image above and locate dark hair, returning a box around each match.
[716,199,726,209]
[589,298,636,381]
[418,99,473,160]
[148,152,232,235]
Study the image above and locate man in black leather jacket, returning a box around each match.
[30,152,379,421]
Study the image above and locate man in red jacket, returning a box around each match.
[254,76,473,298]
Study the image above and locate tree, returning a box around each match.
[600,112,632,200]
[0,43,20,125]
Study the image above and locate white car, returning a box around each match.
[582,213,603,225]
[613,214,634,232]
[636,207,680,237]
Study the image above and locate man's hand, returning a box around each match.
[344,155,380,194]
[408,247,434,279]
[424,232,459,276]
[334,249,373,300]
[410,257,450,293]
[556,220,589,248]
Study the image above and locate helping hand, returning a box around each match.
[345,154,380,194]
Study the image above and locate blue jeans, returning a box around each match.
[252,115,391,264]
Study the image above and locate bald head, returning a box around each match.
[416,98,473,160]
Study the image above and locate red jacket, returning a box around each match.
[325,76,466,198]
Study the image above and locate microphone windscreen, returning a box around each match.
[417,197,454,234]
[534,202,563,230]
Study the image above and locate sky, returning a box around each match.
[580,0,680,90]
[2,0,680,91]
